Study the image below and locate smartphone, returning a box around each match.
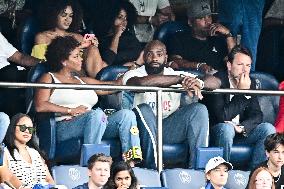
[84,33,95,39]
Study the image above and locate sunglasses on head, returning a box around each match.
[16,124,36,134]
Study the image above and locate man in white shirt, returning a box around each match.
[129,0,175,43]
[122,40,220,169]
[0,32,39,115]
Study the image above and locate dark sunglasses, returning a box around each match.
[16,124,36,134]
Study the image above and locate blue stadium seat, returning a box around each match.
[153,21,190,48]
[52,165,88,189]
[133,167,161,187]
[195,147,224,169]
[80,144,110,167]
[224,170,250,189]
[17,16,39,54]
[161,169,205,189]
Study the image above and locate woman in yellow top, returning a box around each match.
[31,0,107,77]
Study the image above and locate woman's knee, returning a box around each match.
[85,109,108,124]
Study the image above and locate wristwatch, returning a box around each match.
[239,125,247,137]
[224,32,233,38]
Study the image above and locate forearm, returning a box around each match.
[226,36,236,51]
[109,35,120,54]
[136,15,150,24]
[127,75,183,87]
[8,51,39,67]
[171,57,198,69]
[35,101,70,114]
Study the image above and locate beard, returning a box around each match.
[145,62,165,75]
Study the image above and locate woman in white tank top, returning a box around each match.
[34,36,142,164]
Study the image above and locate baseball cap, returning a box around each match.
[205,156,233,173]
[187,0,212,18]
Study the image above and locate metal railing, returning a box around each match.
[1,81,284,173]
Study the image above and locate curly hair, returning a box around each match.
[3,113,46,162]
[45,35,80,72]
[38,0,83,32]
[92,0,137,39]
[104,161,138,189]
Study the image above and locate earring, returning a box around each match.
[63,62,67,66]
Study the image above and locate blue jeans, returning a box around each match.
[56,108,141,155]
[0,112,9,143]
[218,0,265,71]
[134,103,209,169]
[210,122,275,169]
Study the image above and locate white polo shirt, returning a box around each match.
[123,65,202,119]
[129,0,170,16]
[0,32,17,69]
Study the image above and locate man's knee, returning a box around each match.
[258,122,276,137]
[188,103,208,115]
[212,123,235,139]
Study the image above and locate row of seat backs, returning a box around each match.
[52,165,250,189]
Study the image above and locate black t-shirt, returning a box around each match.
[247,160,284,189]
[167,31,228,71]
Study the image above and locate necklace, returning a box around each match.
[267,162,281,183]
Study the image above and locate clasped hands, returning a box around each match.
[181,76,203,100]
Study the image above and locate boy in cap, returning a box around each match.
[201,156,233,189]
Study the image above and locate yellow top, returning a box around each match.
[31,44,48,60]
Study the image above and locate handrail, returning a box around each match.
[1,82,284,95]
[1,81,284,173]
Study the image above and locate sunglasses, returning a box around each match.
[16,124,36,134]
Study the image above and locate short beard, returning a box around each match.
[145,62,165,75]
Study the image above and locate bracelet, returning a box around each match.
[133,61,141,68]
[224,32,233,38]
[196,62,206,70]
[168,61,174,67]
[148,16,152,24]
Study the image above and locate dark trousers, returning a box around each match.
[0,65,28,116]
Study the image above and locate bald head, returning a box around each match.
[143,40,167,61]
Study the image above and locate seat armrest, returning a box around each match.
[36,112,57,160]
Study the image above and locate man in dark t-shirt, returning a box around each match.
[167,0,236,73]
[246,133,284,189]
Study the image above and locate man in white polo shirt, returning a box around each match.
[129,0,175,43]
[0,32,39,115]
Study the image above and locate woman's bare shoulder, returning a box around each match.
[34,31,55,44]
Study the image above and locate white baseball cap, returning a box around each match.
[205,156,233,173]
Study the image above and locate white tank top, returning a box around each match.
[48,72,98,121]
[5,147,48,188]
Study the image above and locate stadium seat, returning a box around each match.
[80,144,110,167]
[52,165,88,189]
[224,170,250,189]
[195,147,224,169]
[17,16,39,54]
[153,21,190,48]
[133,167,162,187]
[95,65,129,110]
[161,169,205,189]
